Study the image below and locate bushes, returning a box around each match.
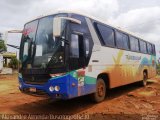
[157,64,160,69]
[8,57,19,69]
[0,40,7,51]
[157,64,160,75]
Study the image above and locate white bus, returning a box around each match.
[18,11,156,102]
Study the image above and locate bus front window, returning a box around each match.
[23,42,29,61]
[20,20,38,66]
[20,15,67,69]
[33,16,65,69]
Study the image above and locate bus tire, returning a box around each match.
[142,72,148,87]
[91,78,106,103]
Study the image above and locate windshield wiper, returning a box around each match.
[45,20,70,71]
[45,40,62,71]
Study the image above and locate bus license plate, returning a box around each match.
[29,87,36,92]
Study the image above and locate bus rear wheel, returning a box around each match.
[91,78,106,103]
[142,72,148,87]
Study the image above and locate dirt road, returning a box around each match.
[0,74,160,120]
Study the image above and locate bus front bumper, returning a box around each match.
[18,74,78,100]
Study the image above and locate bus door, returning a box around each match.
[69,33,85,70]
[69,32,88,96]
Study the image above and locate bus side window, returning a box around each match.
[70,34,79,58]
[70,33,85,70]
[140,40,147,54]
[70,33,84,57]
[79,35,84,58]
[151,44,156,55]
[96,23,115,47]
[147,43,152,55]
[130,36,139,52]
[115,31,129,50]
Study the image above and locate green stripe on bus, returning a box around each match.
[85,76,96,84]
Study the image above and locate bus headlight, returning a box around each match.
[55,86,60,91]
[18,73,22,78]
[49,86,54,92]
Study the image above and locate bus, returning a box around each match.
[18,11,156,102]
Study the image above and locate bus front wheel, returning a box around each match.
[91,78,106,103]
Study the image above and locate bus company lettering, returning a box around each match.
[126,55,141,60]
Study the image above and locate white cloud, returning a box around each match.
[111,6,160,59]
[112,7,160,41]
[29,0,119,21]
[4,0,119,53]
[1,0,160,59]
[0,0,119,34]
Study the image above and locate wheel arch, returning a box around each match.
[143,69,148,77]
[97,73,110,89]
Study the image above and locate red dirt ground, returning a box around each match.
[0,74,159,120]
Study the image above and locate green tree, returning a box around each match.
[157,64,160,75]
[8,57,19,69]
[0,40,7,52]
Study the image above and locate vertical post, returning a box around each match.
[5,58,7,66]
[4,31,8,51]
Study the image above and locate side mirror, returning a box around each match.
[53,17,81,37]
[53,17,62,37]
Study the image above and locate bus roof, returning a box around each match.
[26,10,154,45]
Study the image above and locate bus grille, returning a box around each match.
[23,74,51,85]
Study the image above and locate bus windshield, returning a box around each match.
[20,15,66,69]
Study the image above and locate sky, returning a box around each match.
[0,0,160,60]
